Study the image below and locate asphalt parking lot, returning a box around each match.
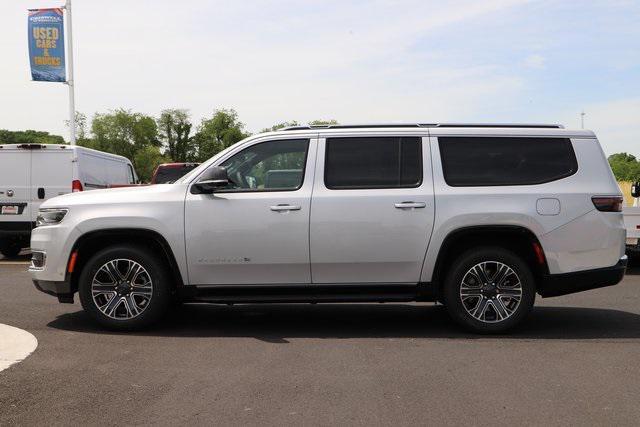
[1,256,639,426]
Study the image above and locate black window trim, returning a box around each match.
[127,164,136,184]
[212,138,311,194]
[438,136,579,187]
[324,136,423,190]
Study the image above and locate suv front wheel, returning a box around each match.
[443,247,535,334]
[78,244,171,330]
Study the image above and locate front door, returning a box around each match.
[184,137,317,285]
[310,135,435,283]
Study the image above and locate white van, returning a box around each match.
[0,143,137,257]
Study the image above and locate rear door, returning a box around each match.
[0,148,31,223]
[310,135,435,283]
[30,149,73,220]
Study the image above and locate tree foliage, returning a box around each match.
[87,109,159,172]
[157,109,194,162]
[608,153,640,182]
[134,146,171,183]
[261,121,299,133]
[309,119,338,126]
[0,129,65,145]
[193,109,248,161]
[3,110,346,183]
[64,111,88,140]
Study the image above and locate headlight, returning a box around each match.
[36,208,68,227]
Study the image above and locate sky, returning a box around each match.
[1,0,639,155]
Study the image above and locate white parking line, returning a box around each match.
[0,324,38,372]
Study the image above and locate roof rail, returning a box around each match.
[280,123,564,131]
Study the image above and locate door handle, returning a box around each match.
[394,201,426,209]
[270,204,301,212]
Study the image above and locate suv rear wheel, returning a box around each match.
[78,244,171,330]
[443,247,535,334]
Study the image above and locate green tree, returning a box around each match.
[89,109,159,170]
[261,121,299,133]
[608,153,640,181]
[134,146,171,183]
[0,129,65,145]
[309,119,338,126]
[193,109,248,161]
[157,109,194,162]
[64,111,88,140]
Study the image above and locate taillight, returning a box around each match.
[591,196,623,212]
[72,180,83,192]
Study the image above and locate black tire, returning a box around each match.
[78,244,172,330]
[0,242,22,258]
[442,246,535,334]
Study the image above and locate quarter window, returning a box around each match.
[438,137,578,186]
[325,137,422,189]
[219,139,309,192]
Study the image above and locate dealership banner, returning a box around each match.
[28,8,66,82]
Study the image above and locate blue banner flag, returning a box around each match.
[28,8,66,82]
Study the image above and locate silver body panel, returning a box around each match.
[30,126,625,288]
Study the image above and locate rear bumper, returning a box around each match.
[538,256,628,298]
[32,279,74,303]
[626,238,640,254]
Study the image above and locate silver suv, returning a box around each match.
[30,124,627,333]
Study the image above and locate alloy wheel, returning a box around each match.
[459,261,523,323]
[91,259,153,320]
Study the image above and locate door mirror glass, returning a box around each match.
[192,166,229,194]
[632,182,640,198]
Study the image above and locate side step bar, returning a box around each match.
[179,283,437,304]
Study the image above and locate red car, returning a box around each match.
[108,163,200,188]
[151,162,201,184]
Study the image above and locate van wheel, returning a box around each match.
[442,247,535,334]
[78,244,171,330]
[0,242,22,258]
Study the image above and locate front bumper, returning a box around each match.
[29,224,80,283]
[32,279,74,303]
[538,256,628,298]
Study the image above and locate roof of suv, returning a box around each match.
[281,123,565,131]
[259,123,596,139]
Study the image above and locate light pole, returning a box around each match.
[63,0,76,145]
[580,110,585,130]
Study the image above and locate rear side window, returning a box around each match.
[325,137,422,189]
[438,137,578,186]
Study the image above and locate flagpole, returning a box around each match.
[64,0,76,145]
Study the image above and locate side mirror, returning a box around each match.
[632,182,640,198]
[192,166,229,194]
